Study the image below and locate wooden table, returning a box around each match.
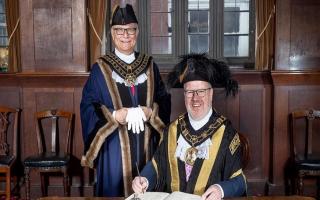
[226,196,315,200]
[38,195,315,200]
[38,197,124,200]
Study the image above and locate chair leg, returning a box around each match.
[317,178,320,200]
[298,175,304,195]
[63,173,70,196]
[24,167,30,200]
[40,173,48,196]
[6,169,10,200]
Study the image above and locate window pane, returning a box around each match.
[0,0,7,47]
[199,0,209,9]
[0,0,4,13]
[150,0,173,54]
[188,35,209,53]
[235,0,250,11]
[188,11,209,33]
[151,0,172,12]
[224,10,249,34]
[0,13,5,24]
[188,0,209,54]
[224,35,248,57]
[188,0,209,10]
[225,0,249,11]
[151,36,172,54]
[151,13,172,36]
[0,0,7,72]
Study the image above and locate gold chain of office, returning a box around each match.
[179,114,226,147]
[101,52,150,85]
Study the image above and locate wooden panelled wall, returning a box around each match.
[0,0,319,199]
[270,0,320,196]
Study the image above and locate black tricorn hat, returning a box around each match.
[111,4,138,26]
[167,53,238,96]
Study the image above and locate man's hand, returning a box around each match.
[114,108,128,124]
[201,185,223,200]
[126,106,147,133]
[132,176,148,194]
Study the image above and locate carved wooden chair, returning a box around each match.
[288,109,320,198]
[24,109,74,199]
[239,132,250,170]
[0,106,20,199]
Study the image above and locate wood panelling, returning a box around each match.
[33,7,73,61]
[275,0,320,70]
[272,71,320,85]
[270,71,320,196]
[19,0,87,72]
[1,0,317,198]
[0,74,88,198]
[273,1,320,195]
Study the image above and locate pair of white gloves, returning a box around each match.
[125,106,147,134]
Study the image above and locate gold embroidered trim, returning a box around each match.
[194,125,225,195]
[168,120,180,191]
[179,114,226,147]
[229,133,240,155]
[230,169,243,179]
[101,52,151,85]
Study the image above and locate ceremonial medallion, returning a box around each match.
[185,147,198,166]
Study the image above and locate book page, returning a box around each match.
[165,191,201,200]
[125,191,201,200]
[125,192,169,200]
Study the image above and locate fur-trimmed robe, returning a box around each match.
[80,52,171,197]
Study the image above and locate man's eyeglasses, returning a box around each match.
[113,27,137,35]
[184,88,212,98]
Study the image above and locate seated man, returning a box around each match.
[132,53,246,200]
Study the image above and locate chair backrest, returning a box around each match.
[289,109,320,160]
[238,132,250,169]
[0,106,20,157]
[35,109,74,154]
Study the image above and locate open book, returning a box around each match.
[126,191,201,200]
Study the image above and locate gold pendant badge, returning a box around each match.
[185,147,198,166]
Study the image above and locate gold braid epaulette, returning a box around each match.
[100,52,151,85]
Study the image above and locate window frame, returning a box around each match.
[105,0,255,69]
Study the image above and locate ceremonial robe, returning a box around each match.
[141,111,246,198]
[80,52,171,197]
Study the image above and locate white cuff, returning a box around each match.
[214,184,224,198]
[112,111,116,119]
[143,177,149,191]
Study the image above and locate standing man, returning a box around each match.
[132,53,246,200]
[80,3,171,197]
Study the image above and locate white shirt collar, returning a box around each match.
[188,108,213,130]
[115,48,135,64]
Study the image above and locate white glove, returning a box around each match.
[126,106,147,134]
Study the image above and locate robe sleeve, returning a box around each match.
[141,126,170,191]
[153,62,171,125]
[80,63,115,151]
[216,124,247,197]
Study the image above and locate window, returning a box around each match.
[0,0,8,72]
[105,0,255,69]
